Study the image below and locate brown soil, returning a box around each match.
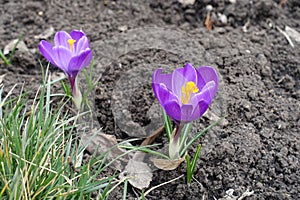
[0,0,299,199]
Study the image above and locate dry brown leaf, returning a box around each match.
[80,124,164,189]
[121,126,163,189]
[82,130,130,171]
[205,13,213,31]
[119,159,153,190]
[151,156,185,171]
[140,125,164,147]
[119,126,164,189]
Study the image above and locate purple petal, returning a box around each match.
[68,49,92,73]
[189,101,209,121]
[152,83,178,106]
[171,63,198,97]
[52,46,72,72]
[74,36,89,54]
[54,31,72,48]
[39,40,55,65]
[196,66,219,91]
[180,104,194,122]
[190,81,217,106]
[152,68,172,90]
[70,30,86,41]
[163,101,182,122]
[171,68,187,97]
[175,63,197,83]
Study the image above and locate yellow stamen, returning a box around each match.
[181,81,199,104]
[67,39,76,51]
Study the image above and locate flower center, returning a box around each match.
[181,81,199,104]
[67,39,76,51]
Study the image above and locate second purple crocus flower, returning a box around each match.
[152,63,219,159]
[39,30,93,109]
[152,63,218,123]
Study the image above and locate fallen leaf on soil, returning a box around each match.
[4,39,28,55]
[205,13,213,31]
[177,0,195,6]
[151,156,185,171]
[34,26,55,40]
[81,130,130,171]
[119,159,153,190]
[119,126,163,189]
[285,26,300,43]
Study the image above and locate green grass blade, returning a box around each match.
[0,49,9,65]
[191,144,201,175]
[162,109,172,141]
[185,154,192,184]
[180,117,224,155]
[9,34,24,64]
[122,178,128,200]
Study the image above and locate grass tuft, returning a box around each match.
[0,66,117,199]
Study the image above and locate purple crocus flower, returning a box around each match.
[152,63,218,123]
[38,30,92,109]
